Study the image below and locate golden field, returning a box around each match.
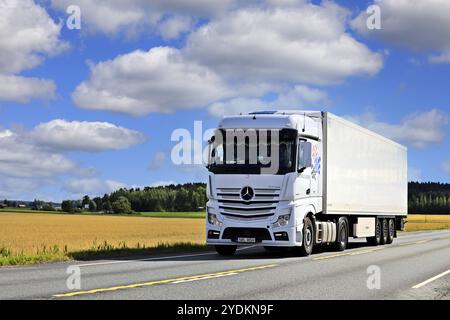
[0,212,205,257]
[405,214,450,232]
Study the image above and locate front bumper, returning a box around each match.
[206,224,300,247]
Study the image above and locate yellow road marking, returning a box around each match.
[53,264,277,298]
[414,239,430,244]
[313,247,384,261]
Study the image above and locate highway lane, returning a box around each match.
[0,229,449,300]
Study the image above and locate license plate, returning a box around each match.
[237,237,256,243]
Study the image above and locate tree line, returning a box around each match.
[408,182,450,214]
[61,183,207,214]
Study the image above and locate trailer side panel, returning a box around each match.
[323,113,407,216]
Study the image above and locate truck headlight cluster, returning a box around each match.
[272,214,291,228]
[208,213,222,226]
[207,208,222,226]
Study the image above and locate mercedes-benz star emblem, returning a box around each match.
[240,186,254,201]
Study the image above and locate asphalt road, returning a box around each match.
[0,230,449,300]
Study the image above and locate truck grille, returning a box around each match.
[217,187,280,219]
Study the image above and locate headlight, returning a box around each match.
[207,210,222,226]
[272,214,291,228]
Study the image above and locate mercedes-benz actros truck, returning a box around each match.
[206,111,407,256]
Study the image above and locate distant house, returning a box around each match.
[0,203,6,208]
[17,204,27,208]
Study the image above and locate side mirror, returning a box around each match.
[298,140,312,173]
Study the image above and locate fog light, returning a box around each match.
[274,232,289,241]
[208,230,220,239]
[273,214,291,228]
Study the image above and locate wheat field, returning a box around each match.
[0,212,205,256]
[405,214,450,232]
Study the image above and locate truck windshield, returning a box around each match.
[207,128,297,175]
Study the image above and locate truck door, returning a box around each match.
[295,139,313,199]
[309,140,321,197]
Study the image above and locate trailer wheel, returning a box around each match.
[386,219,395,244]
[380,219,388,245]
[367,218,381,246]
[296,217,314,256]
[215,245,237,256]
[332,217,348,251]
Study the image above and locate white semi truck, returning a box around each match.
[206,111,407,256]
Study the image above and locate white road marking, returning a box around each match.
[76,245,257,268]
[412,269,450,289]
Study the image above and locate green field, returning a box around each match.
[140,212,205,219]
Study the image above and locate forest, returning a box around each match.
[408,182,450,214]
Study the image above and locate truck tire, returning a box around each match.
[367,218,381,246]
[386,219,395,244]
[215,245,237,256]
[296,217,314,256]
[332,217,348,251]
[380,218,388,245]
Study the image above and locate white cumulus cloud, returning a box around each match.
[72,47,231,115]
[0,75,56,102]
[208,85,329,117]
[347,109,449,148]
[31,119,144,152]
[0,0,67,102]
[352,0,450,64]
[63,178,127,196]
[186,2,383,85]
[51,0,234,36]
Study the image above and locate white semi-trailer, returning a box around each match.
[206,111,407,256]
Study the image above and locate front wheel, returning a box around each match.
[296,217,314,256]
[332,217,348,251]
[215,245,237,256]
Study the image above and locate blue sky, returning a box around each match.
[1,0,449,201]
